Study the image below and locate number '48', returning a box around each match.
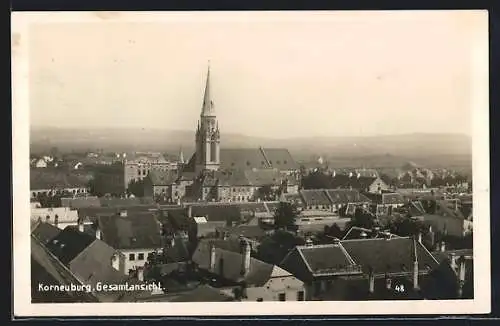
[395,284,405,293]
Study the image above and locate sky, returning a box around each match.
[28,11,485,138]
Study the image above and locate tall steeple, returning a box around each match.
[201,61,215,117]
[195,61,220,175]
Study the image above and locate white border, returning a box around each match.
[12,10,491,317]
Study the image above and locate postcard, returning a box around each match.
[12,10,490,317]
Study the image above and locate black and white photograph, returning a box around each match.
[12,10,490,316]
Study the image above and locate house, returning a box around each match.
[31,207,83,230]
[330,174,390,193]
[280,241,364,300]
[298,189,372,216]
[196,168,298,203]
[35,158,48,168]
[96,210,164,275]
[124,152,179,190]
[281,236,441,300]
[143,170,180,201]
[41,227,152,302]
[192,238,306,301]
[420,201,471,237]
[30,168,91,199]
[363,192,406,216]
[338,237,440,300]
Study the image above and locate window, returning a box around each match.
[256,298,263,302]
[129,253,135,261]
[278,293,286,301]
[138,253,145,260]
[297,291,305,301]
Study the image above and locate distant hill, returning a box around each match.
[30,127,471,167]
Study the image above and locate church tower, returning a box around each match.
[195,62,220,174]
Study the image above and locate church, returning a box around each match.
[158,64,301,203]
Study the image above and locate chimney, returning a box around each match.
[170,236,175,247]
[209,244,216,272]
[440,241,446,252]
[412,237,419,290]
[241,239,251,277]
[54,214,59,228]
[95,226,101,240]
[137,267,144,282]
[450,253,458,271]
[417,232,422,244]
[111,253,120,271]
[428,226,435,247]
[368,268,375,294]
[78,218,84,233]
[385,277,392,291]
[187,206,192,218]
[458,258,466,297]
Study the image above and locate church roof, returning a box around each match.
[201,63,215,117]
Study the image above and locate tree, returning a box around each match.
[386,217,426,237]
[324,223,343,238]
[274,202,299,230]
[347,208,376,230]
[256,185,275,201]
[127,178,146,197]
[301,171,333,189]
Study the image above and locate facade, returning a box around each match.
[124,152,179,190]
[30,207,85,230]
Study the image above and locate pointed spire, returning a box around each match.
[201,61,215,116]
[179,146,184,164]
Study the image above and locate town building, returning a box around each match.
[124,152,179,190]
[192,237,306,301]
[96,210,164,275]
[30,207,84,230]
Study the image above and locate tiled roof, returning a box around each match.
[30,168,91,190]
[220,148,270,170]
[31,222,62,245]
[69,240,128,289]
[341,237,439,276]
[97,213,163,250]
[244,169,298,187]
[325,189,372,205]
[280,243,361,281]
[330,175,377,191]
[382,193,406,205]
[192,239,276,286]
[217,170,250,187]
[261,148,299,171]
[298,244,358,275]
[149,170,178,186]
[300,190,332,206]
[45,227,96,265]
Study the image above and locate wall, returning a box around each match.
[119,248,159,275]
[244,276,305,302]
[368,178,390,194]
